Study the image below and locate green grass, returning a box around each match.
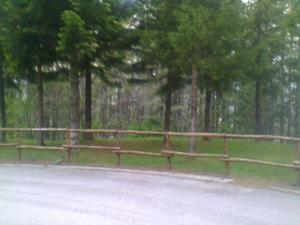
[0,136,298,185]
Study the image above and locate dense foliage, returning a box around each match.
[0,0,300,144]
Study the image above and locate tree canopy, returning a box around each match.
[0,0,300,146]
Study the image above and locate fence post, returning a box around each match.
[67,149,71,163]
[65,129,70,146]
[16,130,22,161]
[166,155,172,170]
[117,153,121,166]
[116,131,121,147]
[17,147,22,161]
[164,132,171,150]
[17,130,21,145]
[223,136,230,176]
[296,142,300,186]
[66,129,71,162]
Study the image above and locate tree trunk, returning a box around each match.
[84,68,93,140]
[109,94,113,126]
[117,87,123,130]
[0,75,6,143]
[295,81,300,137]
[37,68,44,145]
[214,93,221,131]
[163,88,172,144]
[101,86,105,129]
[204,89,211,133]
[164,89,172,132]
[126,92,130,124]
[255,79,261,134]
[52,111,56,141]
[70,66,80,146]
[136,90,140,122]
[189,63,198,153]
[287,82,292,137]
[280,96,285,136]
[197,90,203,130]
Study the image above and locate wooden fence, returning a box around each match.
[0,128,300,184]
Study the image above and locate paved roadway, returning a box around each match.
[0,164,300,225]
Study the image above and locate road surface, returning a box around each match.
[0,164,300,225]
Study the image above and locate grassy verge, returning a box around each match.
[0,136,298,186]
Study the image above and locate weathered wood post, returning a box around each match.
[115,131,121,166]
[164,132,172,170]
[65,129,70,146]
[296,142,300,186]
[164,132,171,150]
[117,152,121,166]
[66,129,71,162]
[116,131,121,147]
[17,130,21,145]
[223,136,230,176]
[16,130,22,161]
[166,154,172,170]
[67,149,71,163]
[17,147,22,161]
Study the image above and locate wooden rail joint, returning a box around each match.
[293,161,300,167]
[293,161,300,172]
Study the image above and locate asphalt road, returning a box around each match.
[0,164,300,225]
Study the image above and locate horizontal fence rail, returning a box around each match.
[1,128,300,142]
[0,128,299,185]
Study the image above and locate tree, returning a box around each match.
[0,43,6,142]
[57,10,97,145]
[172,0,243,151]
[284,0,300,137]
[244,0,286,134]
[137,0,185,141]
[1,0,69,144]
[67,0,128,140]
[0,1,5,142]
